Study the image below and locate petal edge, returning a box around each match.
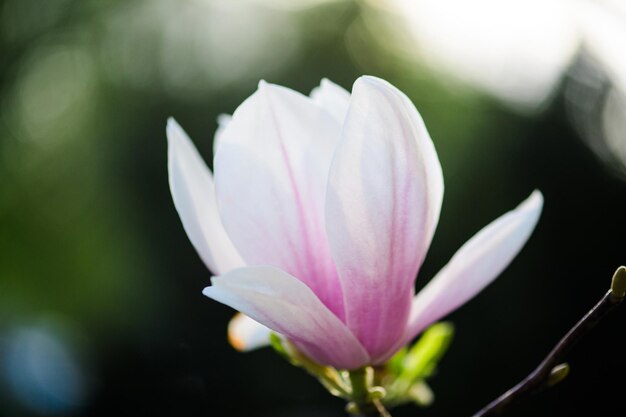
[167,118,244,275]
[394,190,543,358]
[204,266,370,369]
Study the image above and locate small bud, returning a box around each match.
[610,266,626,300]
[547,363,570,387]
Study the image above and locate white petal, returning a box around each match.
[400,190,543,347]
[167,118,245,275]
[214,81,345,318]
[310,78,351,124]
[204,266,370,369]
[325,76,444,360]
[227,313,272,351]
[212,114,232,156]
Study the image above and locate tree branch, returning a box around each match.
[471,266,626,417]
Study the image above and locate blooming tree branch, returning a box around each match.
[472,266,626,417]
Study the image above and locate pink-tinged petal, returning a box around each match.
[325,76,444,360]
[167,118,245,275]
[310,78,351,124]
[212,114,231,156]
[396,191,543,355]
[203,266,370,369]
[214,81,345,319]
[227,313,272,352]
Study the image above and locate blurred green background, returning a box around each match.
[1,0,625,416]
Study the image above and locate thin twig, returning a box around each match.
[368,398,392,417]
[349,398,392,417]
[471,266,626,417]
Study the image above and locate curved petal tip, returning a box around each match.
[525,189,544,210]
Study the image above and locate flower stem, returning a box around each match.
[347,367,392,417]
[471,266,626,417]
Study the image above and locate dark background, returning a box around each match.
[1,1,625,416]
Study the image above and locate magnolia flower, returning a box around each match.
[167,76,543,370]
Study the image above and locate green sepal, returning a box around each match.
[383,322,454,407]
[386,346,408,376]
[407,380,434,406]
[269,332,350,398]
[400,322,454,382]
[268,323,453,411]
